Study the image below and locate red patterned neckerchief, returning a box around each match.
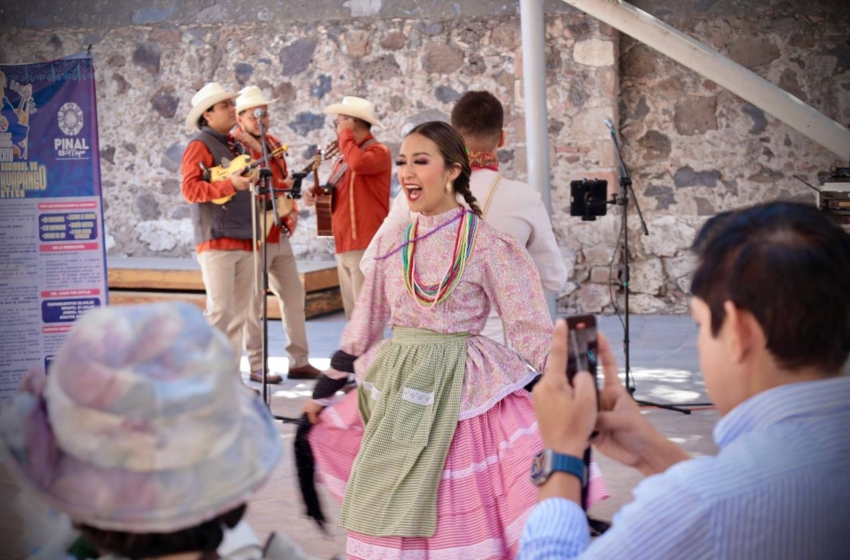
[467,151,499,172]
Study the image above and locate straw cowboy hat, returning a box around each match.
[235,85,276,114]
[0,302,282,533]
[185,82,238,131]
[323,96,383,129]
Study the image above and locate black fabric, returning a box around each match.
[312,374,349,400]
[294,415,326,532]
[330,349,358,373]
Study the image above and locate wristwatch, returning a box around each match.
[530,449,587,487]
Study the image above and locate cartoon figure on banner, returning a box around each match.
[0,70,36,161]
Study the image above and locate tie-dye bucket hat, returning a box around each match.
[0,302,282,533]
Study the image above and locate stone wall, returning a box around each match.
[1,0,847,314]
[615,9,849,314]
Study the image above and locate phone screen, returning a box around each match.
[564,314,598,512]
[565,315,598,385]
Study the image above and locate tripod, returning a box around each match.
[605,122,690,415]
[253,115,301,425]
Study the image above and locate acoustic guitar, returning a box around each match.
[309,141,340,238]
[203,145,288,205]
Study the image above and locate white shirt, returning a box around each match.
[361,168,567,343]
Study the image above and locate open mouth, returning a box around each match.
[404,185,423,201]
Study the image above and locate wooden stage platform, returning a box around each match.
[107,257,342,318]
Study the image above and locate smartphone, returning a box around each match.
[565,314,598,387]
[563,314,598,511]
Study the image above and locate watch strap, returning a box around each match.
[551,452,587,487]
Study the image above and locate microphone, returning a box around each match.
[254,107,266,118]
[603,118,614,133]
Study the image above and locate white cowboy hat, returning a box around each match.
[235,85,276,115]
[185,82,238,131]
[323,96,383,129]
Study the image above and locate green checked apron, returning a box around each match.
[339,327,469,537]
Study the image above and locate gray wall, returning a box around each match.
[2,0,848,313]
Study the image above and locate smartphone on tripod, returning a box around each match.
[564,314,599,510]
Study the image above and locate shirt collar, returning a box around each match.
[713,375,850,448]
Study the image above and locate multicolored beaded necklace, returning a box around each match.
[401,209,480,308]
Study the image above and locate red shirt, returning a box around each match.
[181,138,253,254]
[330,130,392,254]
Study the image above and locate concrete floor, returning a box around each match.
[0,313,719,559]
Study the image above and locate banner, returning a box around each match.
[0,54,107,399]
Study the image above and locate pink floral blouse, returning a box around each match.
[333,207,553,419]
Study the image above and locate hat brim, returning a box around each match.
[323,103,383,129]
[0,385,282,533]
[235,99,277,115]
[185,91,238,132]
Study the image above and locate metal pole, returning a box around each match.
[520,0,557,319]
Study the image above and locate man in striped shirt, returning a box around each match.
[521,201,850,559]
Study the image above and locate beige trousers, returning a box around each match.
[197,249,254,375]
[336,249,366,319]
[244,238,310,371]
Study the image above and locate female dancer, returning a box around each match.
[303,121,604,559]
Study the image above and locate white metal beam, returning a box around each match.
[561,0,850,162]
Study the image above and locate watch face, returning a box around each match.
[530,450,550,486]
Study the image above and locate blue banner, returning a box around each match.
[0,54,108,398]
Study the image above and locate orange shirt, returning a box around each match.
[233,127,298,245]
[181,138,252,254]
[331,130,392,254]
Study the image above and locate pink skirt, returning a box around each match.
[309,389,608,559]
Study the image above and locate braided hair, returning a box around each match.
[407,121,483,218]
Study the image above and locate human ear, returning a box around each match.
[723,301,760,363]
[446,163,462,183]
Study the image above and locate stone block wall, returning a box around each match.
[2,0,847,314]
[615,10,849,314]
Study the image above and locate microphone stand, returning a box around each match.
[605,121,690,415]
[254,112,299,424]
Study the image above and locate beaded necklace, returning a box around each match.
[401,209,480,308]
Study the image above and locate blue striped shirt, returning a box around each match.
[519,375,850,559]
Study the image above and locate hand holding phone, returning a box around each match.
[563,314,599,511]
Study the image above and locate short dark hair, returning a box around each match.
[78,504,246,559]
[691,202,850,373]
[196,115,208,129]
[450,91,504,144]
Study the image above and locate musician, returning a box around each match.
[302,96,392,319]
[180,82,254,378]
[361,90,567,343]
[233,86,322,382]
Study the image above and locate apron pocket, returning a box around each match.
[389,387,435,446]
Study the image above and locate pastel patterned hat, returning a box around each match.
[0,302,282,533]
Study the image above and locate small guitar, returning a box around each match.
[204,145,289,205]
[308,141,340,238]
